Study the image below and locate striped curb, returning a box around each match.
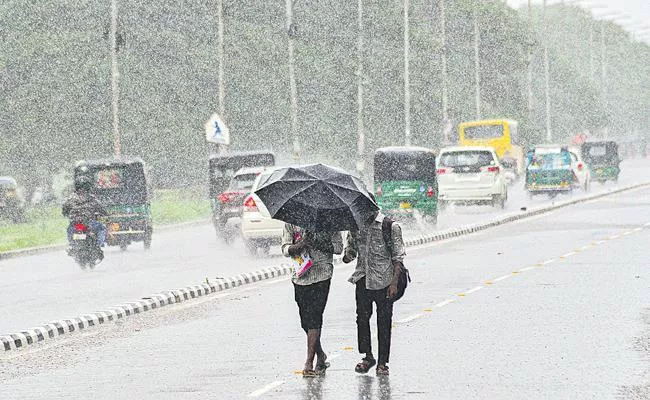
[0,219,211,261]
[1,264,292,352]
[2,182,648,352]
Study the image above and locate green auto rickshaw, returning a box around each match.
[74,157,152,250]
[581,141,620,183]
[373,147,438,224]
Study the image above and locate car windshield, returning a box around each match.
[83,166,147,205]
[528,151,572,169]
[583,143,617,163]
[463,125,504,140]
[228,173,258,192]
[439,151,494,168]
[374,152,436,182]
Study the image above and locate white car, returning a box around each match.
[568,146,591,192]
[240,167,285,256]
[436,146,508,208]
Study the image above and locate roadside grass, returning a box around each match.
[0,189,211,253]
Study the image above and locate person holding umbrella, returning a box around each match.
[254,163,379,377]
[282,225,342,377]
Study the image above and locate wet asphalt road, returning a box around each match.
[1,179,649,399]
[0,159,648,335]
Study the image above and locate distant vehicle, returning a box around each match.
[0,177,26,223]
[208,151,275,242]
[74,157,153,250]
[581,141,620,183]
[525,146,574,198]
[500,156,519,185]
[373,147,438,224]
[241,167,285,256]
[567,146,591,192]
[68,220,103,269]
[216,167,266,244]
[437,146,507,209]
[458,119,525,176]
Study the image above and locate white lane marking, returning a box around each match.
[435,299,455,308]
[397,314,423,324]
[623,231,633,236]
[492,275,511,282]
[608,235,621,240]
[633,227,643,232]
[520,266,536,272]
[328,353,341,361]
[465,286,483,294]
[560,252,576,258]
[249,380,285,397]
[579,245,593,250]
[594,240,606,245]
[542,259,556,265]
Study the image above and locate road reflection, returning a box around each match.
[357,375,392,400]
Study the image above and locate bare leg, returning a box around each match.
[316,332,328,368]
[304,328,320,371]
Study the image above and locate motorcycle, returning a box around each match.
[68,220,104,269]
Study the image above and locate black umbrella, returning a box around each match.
[254,163,378,232]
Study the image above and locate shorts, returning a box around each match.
[293,279,331,332]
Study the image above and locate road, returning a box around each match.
[0,159,648,334]
[1,175,648,399]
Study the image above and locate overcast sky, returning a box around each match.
[506,0,650,43]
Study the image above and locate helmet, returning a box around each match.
[74,175,93,192]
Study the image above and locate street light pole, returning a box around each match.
[110,0,121,157]
[600,22,608,138]
[217,0,225,120]
[440,0,449,142]
[543,0,552,142]
[356,0,365,176]
[403,0,411,146]
[526,0,533,128]
[285,0,299,162]
[473,6,481,120]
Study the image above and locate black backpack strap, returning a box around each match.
[381,216,394,255]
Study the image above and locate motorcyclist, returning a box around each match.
[62,176,108,256]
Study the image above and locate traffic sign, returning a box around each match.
[205,113,230,145]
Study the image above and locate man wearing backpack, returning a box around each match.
[343,210,406,376]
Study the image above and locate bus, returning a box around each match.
[458,119,524,176]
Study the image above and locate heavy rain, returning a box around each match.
[1,0,649,398]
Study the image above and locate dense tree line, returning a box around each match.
[0,0,648,190]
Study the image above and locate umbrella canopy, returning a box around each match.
[254,163,378,232]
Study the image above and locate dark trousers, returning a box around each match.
[355,278,394,365]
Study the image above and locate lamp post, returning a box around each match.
[439,0,449,142]
[285,0,299,162]
[403,0,411,146]
[356,0,365,176]
[542,0,551,142]
[110,0,121,157]
[473,6,481,120]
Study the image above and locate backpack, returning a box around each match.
[381,217,411,302]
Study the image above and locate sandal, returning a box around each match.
[355,357,376,374]
[376,364,389,375]
[315,361,330,375]
[302,369,318,378]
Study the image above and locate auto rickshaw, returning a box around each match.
[373,147,438,224]
[525,146,573,198]
[581,141,620,183]
[208,151,275,241]
[74,157,152,250]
